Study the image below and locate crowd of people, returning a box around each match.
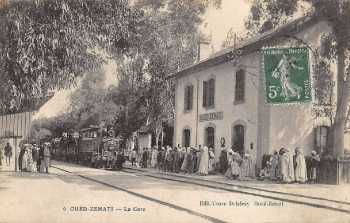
[133,143,255,179]
[0,138,323,183]
[259,147,321,183]
[0,141,51,173]
[18,142,51,173]
[135,145,215,175]
[90,151,125,170]
[132,143,322,184]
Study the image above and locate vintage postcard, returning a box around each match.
[1,0,350,222]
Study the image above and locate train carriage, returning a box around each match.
[77,127,125,169]
[100,136,124,169]
[78,127,102,166]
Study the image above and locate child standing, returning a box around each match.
[231,152,241,180]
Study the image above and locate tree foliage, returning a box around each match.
[245,0,350,156]
[15,0,221,144]
[111,0,221,142]
[32,68,123,136]
[0,0,144,114]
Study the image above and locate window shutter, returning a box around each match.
[184,86,188,110]
[186,86,190,110]
[235,70,245,102]
[183,129,191,147]
[208,79,215,107]
[182,130,185,147]
[241,72,245,100]
[186,130,191,147]
[203,81,208,107]
[189,85,193,110]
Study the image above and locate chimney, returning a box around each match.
[197,40,211,62]
[197,31,212,62]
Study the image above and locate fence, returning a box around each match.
[337,159,350,184]
[0,111,35,171]
[318,157,350,185]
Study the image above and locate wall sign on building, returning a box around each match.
[199,112,223,122]
[263,47,311,104]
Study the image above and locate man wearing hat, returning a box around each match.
[32,143,40,172]
[310,150,320,183]
[41,143,51,173]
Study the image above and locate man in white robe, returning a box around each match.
[280,148,295,183]
[287,149,295,182]
[180,147,189,172]
[240,152,255,179]
[208,147,215,173]
[198,146,209,175]
[151,147,158,168]
[295,147,307,183]
[21,147,30,172]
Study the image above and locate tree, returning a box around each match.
[112,54,149,139]
[0,0,144,114]
[30,113,78,137]
[128,0,222,146]
[69,69,106,128]
[68,68,125,129]
[245,0,350,156]
[222,28,247,49]
[32,68,123,137]
[25,0,222,145]
[313,57,335,124]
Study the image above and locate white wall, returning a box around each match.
[138,133,152,149]
[0,112,34,139]
[175,53,260,163]
[174,19,335,167]
[266,20,334,158]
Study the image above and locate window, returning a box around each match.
[208,79,215,107]
[203,81,208,107]
[232,124,245,156]
[203,78,215,108]
[183,129,191,147]
[314,126,329,154]
[205,127,215,148]
[235,69,245,102]
[184,85,194,111]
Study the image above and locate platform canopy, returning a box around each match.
[0,94,54,139]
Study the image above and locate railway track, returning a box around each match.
[52,165,228,223]
[51,163,350,221]
[121,168,350,215]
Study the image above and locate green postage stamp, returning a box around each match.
[263,47,311,104]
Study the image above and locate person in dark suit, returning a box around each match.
[38,144,44,172]
[4,143,12,166]
[187,148,195,174]
[219,147,228,174]
[32,144,40,172]
[142,148,148,168]
[18,147,25,171]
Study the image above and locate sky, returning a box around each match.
[33,0,251,120]
[204,0,250,50]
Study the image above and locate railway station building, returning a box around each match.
[169,15,340,168]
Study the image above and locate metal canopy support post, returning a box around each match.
[14,137,18,172]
